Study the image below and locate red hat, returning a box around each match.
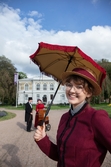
[62,67,102,95]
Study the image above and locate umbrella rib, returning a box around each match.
[41,57,70,72]
[38,51,88,73]
[41,58,66,71]
[37,52,76,71]
[71,58,90,67]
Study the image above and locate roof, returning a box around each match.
[19,75,54,81]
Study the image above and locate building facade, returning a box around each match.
[18,76,68,105]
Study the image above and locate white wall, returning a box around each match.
[18,76,68,105]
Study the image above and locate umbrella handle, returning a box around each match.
[38,119,44,126]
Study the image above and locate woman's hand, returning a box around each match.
[34,123,46,142]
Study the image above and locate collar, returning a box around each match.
[70,100,86,116]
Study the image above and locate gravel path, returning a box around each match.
[0,108,111,167]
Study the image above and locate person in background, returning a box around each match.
[25,97,33,132]
[34,99,45,128]
[34,67,111,167]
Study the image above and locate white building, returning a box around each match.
[18,75,68,105]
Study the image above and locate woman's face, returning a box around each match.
[65,79,91,108]
[38,100,42,104]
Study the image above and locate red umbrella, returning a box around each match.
[30,42,106,124]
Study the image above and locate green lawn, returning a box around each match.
[0,111,16,121]
[91,104,111,117]
[0,105,25,110]
[0,103,111,121]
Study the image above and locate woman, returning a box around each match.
[34,67,111,167]
[34,99,45,128]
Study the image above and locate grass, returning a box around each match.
[0,104,70,110]
[48,104,70,110]
[91,104,111,118]
[0,105,25,110]
[0,103,111,121]
[48,103,111,117]
[0,111,16,121]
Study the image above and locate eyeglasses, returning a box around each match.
[65,82,84,93]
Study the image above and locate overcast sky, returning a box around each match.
[0,0,111,78]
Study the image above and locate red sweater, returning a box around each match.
[36,103,111,167]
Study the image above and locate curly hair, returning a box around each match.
[63,75,94,103]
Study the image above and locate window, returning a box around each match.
[60,85,65,91]
[50,94,53,100]
[61,94,65,100]
[25,94,28,100]
[37,94,40,100]
[50,83,54,90]
[36,83,40,90]
[43,95,47,103]
[25,84,28,91]
[43,83,47,90]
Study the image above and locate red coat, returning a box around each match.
[36,103,111,167]
[36,103,44,112]
[34,103,45,128]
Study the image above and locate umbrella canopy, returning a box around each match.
[30,42,106,88]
